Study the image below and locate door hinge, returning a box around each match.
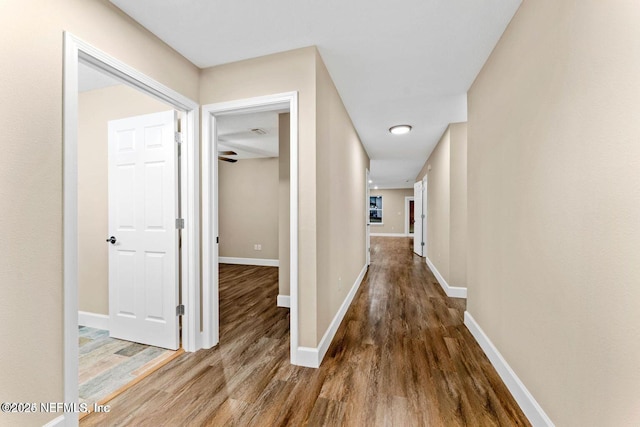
[176,218,184,229]
[175,131,182,144]
[216,236,219,244]
[176,304,185,316]
[421,242,425,246]
[421,214,425,219]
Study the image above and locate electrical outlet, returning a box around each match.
[254,244,262,251]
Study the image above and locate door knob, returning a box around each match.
[106,236,117,244]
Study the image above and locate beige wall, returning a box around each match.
[218,158,279,260]
[467,1,640,425]
[448,123,467,287]
[369,189,414,235]
[425,129,451,282]
[279,113,291,296]
[0,0,199,424]
[200,47,320,346]
[78,84,170,316]
[315,50,370,339]
[416,123,467,288]
[201,47,369,347]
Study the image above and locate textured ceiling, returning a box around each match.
[110,0,521,188]
[217,111,280,160]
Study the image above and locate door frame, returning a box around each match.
[201,92,299,363]
[413,181,424,256]
[422,176,428,257]
[63,33,200,426]
[366,169,371,266]
[404,196,414,236]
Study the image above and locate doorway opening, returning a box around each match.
[201,93,300,365]
[63,33,199,426]
[216,109,287,344]
[77,62,187,415]
[405,196,415,236]
[413,181,424,256]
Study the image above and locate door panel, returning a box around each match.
[115,251,136,316]
[108,110,179,350]
[117,166,136,227]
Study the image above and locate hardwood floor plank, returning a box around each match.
[307,397,346,426]
[82,238,530,426]
[78,354,128,384]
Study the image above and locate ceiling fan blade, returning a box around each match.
[219,150,237,156]
[218,156,238,163]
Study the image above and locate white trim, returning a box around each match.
[296,347,320,368]
[316,264,368,364]
[294,264,367,368]
[277,295,291,308]
[78,311,109,330]
[42,415,65,427]
[201,106,219,349]
[218,257,279,267]
[181,85,201,354]
[405,196,415,236]
[422,176,428,256]
[63,32,200,426]
[464,312,555,427]
[201,92,299,365]
[425,256,467,298]
[365,169,371,266]
[62,33,80,427]
[413,180,425,256]
[370,233,410,237]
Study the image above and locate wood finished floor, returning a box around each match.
[82,237,530,426]
[78,326,176,408]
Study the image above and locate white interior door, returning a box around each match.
[108,110,180,350]
[413,181,423,256]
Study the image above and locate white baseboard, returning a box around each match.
[370,233,409,237]
[295,264,368,368]
[464,312,554,427]
[78,311,109,330]
[218,257,279,267]
[425,257,467,298]
[277,294,290,308]
[42,415,65,427]
[296,346,320,368]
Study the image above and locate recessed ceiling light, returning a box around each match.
[389,124,412,135]
[374,186,379,190]
[368,179,373,184]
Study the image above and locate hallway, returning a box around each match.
[82,237,529,426]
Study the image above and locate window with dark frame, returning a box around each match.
[369,195,383,224]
